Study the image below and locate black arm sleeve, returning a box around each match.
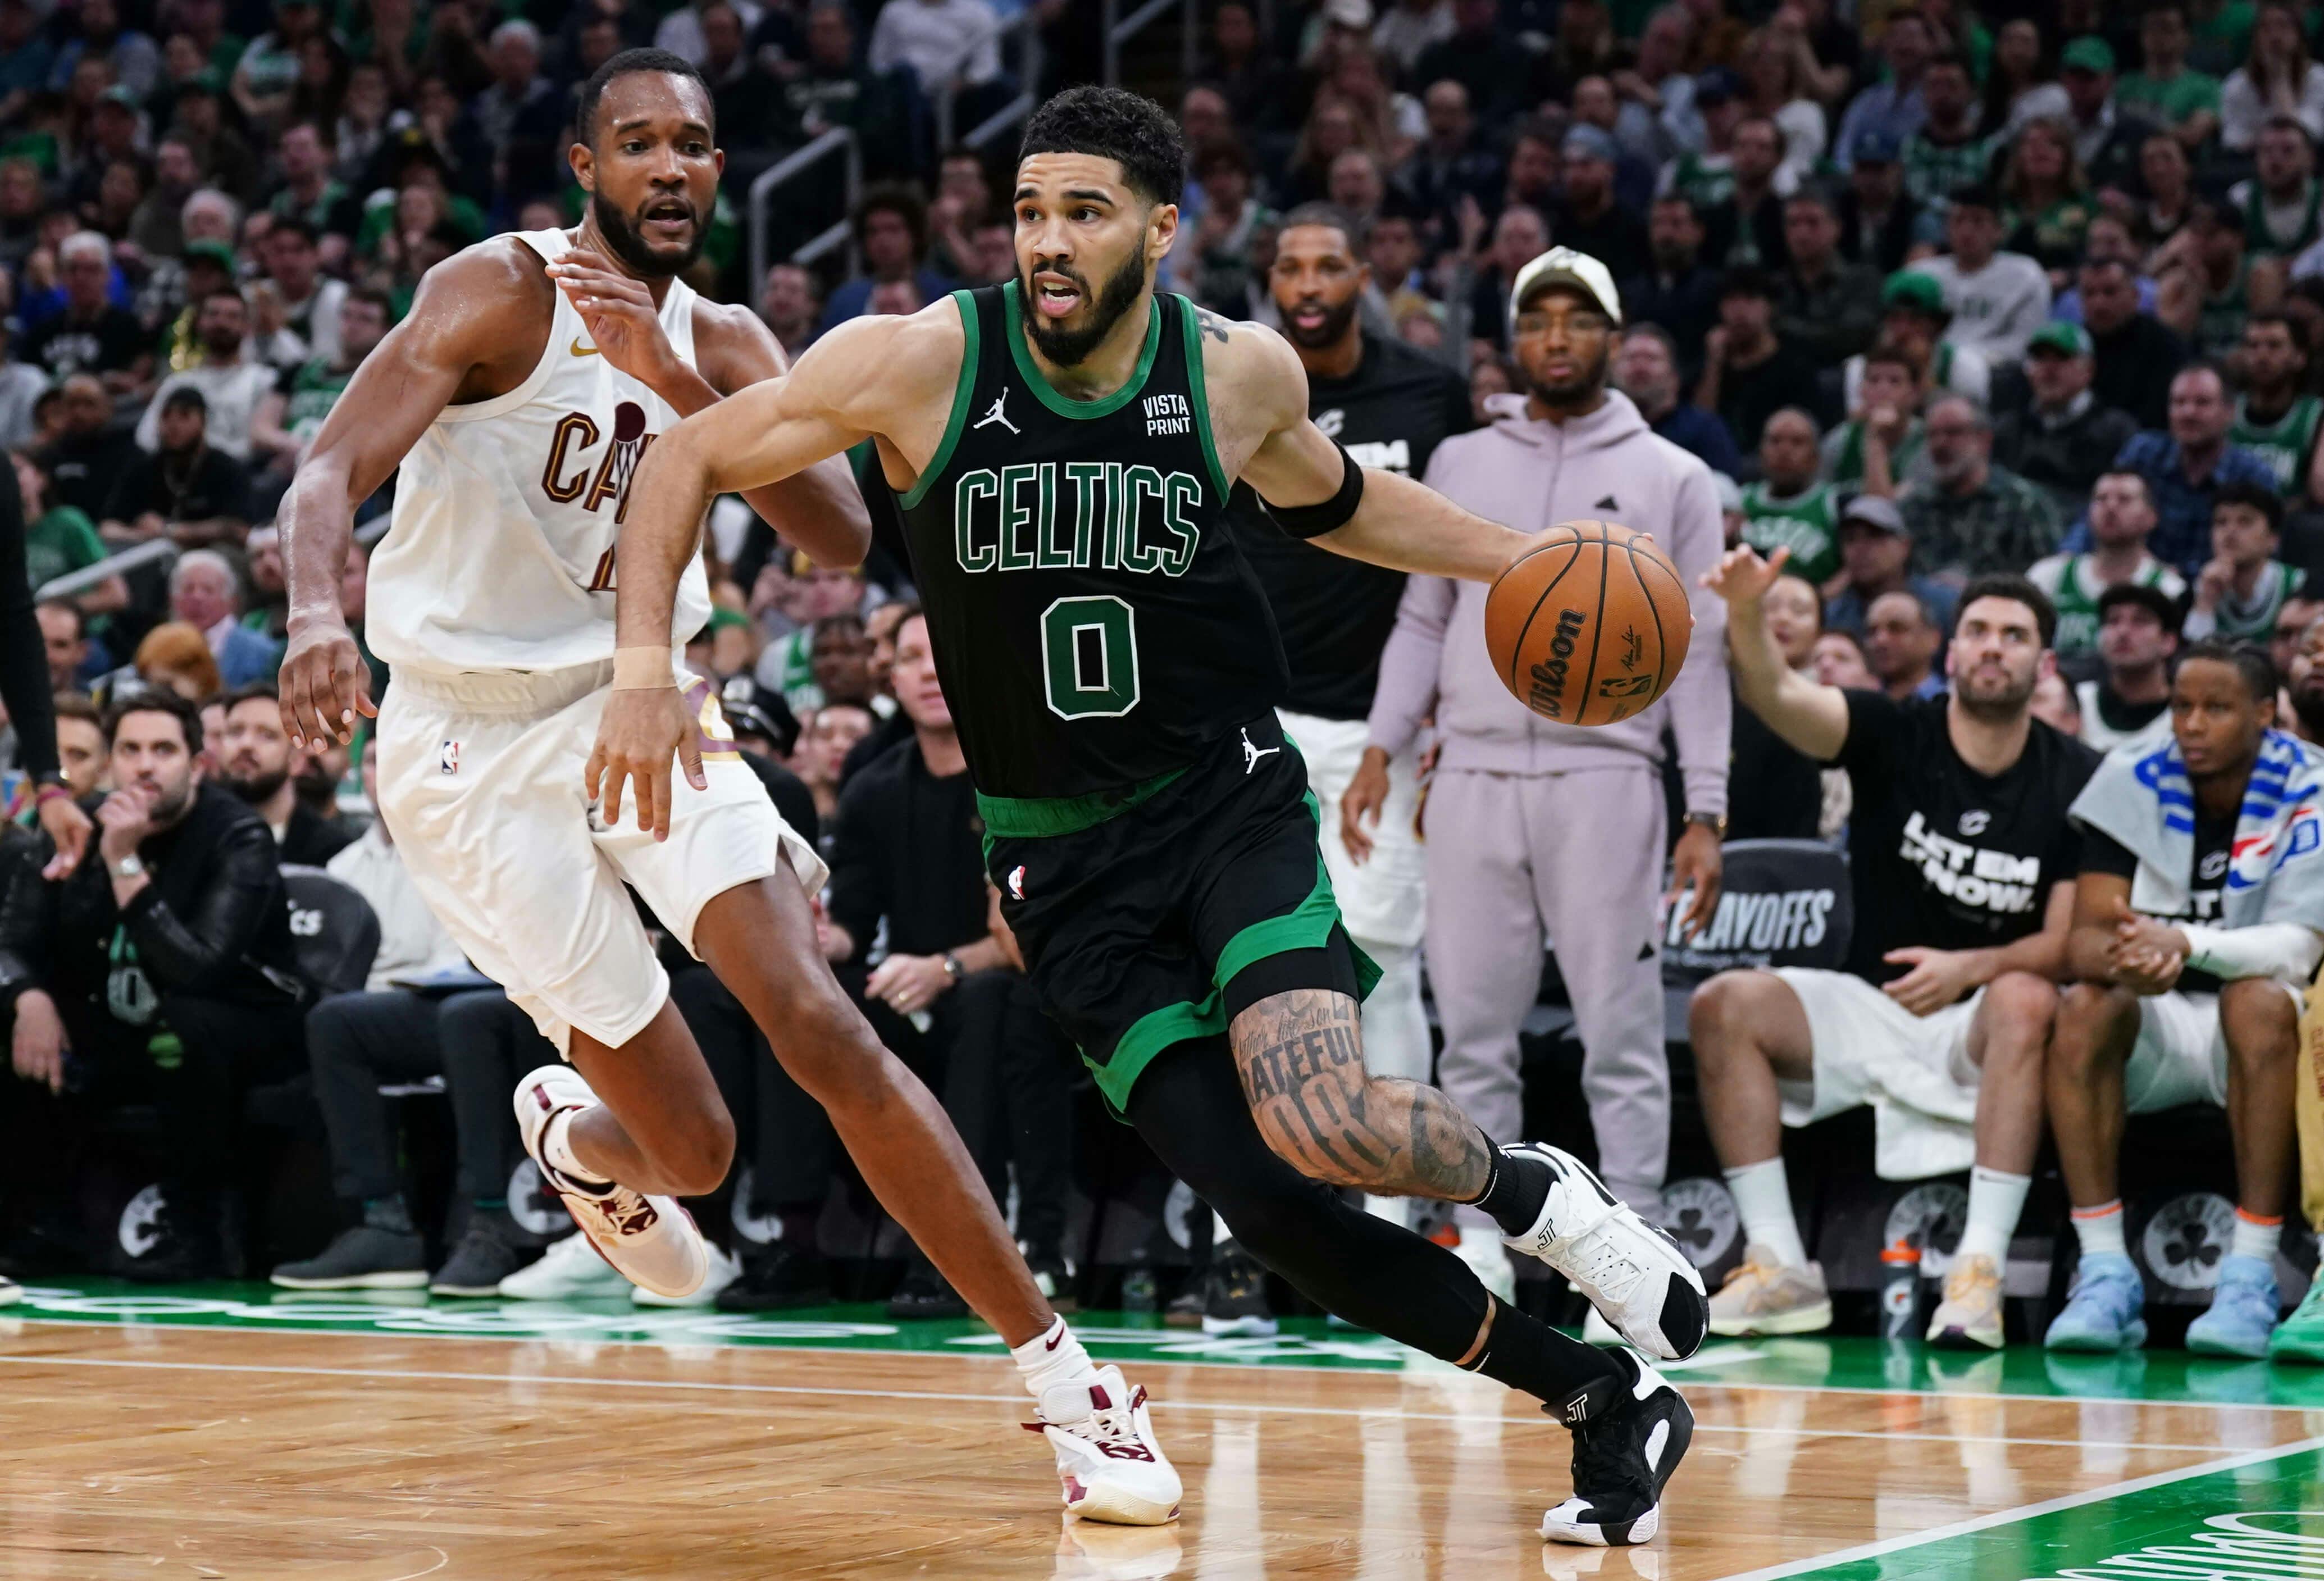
[0,458,57,780]
[120,818,285,992]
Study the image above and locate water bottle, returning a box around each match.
[1880,1239,1922,1338]
[1120,1264,1158,1314]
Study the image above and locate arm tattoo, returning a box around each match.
[1193,306,1234,345]
[1231,988,1492,1200]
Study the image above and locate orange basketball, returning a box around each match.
[1483,520,1693,727]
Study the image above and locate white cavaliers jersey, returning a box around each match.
[369,227,713,675]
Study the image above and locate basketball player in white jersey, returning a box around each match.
[275,51,1178,1525]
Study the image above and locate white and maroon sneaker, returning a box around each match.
[513,1064,708,1301]
[1024,1364,1181,1526]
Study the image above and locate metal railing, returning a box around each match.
[748,126,859,295]
[36,536,174,603]
[932,7,1048,153]
[1102,0,1200,88]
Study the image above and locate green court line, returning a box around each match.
[1710,1438,2324,1581]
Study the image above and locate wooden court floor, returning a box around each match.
[0,1290,2321,1579]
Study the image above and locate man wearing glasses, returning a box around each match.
[1368,248,1733,1315]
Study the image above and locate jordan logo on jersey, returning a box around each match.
[974,389,1019,435]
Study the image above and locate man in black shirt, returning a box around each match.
[1692,558,2096,1347]
[0,690,307,1280]
[100,388,253,549]
[37,374,142,525]
[21,231,151,396]
[1548,126,1648,283]
[2080,257,2188,432]
[2044,644,2322,1360]
[1220,202,1473,1331]
[1696,268,1830,460]
[214,683,358,866]
[816,609,1070,1318]
[1620,195,1721,375]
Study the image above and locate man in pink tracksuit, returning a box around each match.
[1360,249,1732,1300]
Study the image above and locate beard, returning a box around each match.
[222,766,288,806]
[1020,249,1147,367]
[1280,291,1360,350]
[1954,663,2038,722]
[591,188,706,280]
[1525,338,1611,408]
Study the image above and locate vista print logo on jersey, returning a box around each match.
[1899,809,2044,915]
[953,462,1205,577]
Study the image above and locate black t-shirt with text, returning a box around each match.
[22,304,147,381]
[102,445,253,528]
[1225,335,1474,719]
[1833,691,2099,983]
[2081,815,2232,995]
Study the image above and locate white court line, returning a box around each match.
[0,1351,2274,1453]
[8,1312,2317,1415]
[1708,1433,2324,1581]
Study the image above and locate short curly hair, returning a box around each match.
[1019,86,1184,208]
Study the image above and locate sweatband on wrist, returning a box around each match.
[1259,444,1365,539]
[612,648,673,690]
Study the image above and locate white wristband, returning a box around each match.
[612,648,673,690]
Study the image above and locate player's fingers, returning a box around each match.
[601,757,627,830]
[584,743,607,804]
[648,761,673,842]
[679,732,707,793]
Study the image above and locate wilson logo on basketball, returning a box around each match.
[1527,608,1588,717]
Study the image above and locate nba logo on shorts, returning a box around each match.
[440,740,462,776]
[1008,864,1026,899]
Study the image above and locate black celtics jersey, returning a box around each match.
[892,283,1289,799]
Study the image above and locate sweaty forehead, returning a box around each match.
[594,71,713,138]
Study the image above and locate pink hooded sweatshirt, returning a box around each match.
[1368,389,1731,816]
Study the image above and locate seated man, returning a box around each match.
[0,690,308,1279]
[268,749,557,1296]
[1693,555,2097,1338]
[215,682,358,865]
[2182,482,2304,643]
[2044,643,2324,1360]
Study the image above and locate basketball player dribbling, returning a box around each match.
[593,86,1704,1546]
[275,51,1180,1525]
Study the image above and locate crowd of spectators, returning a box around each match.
[0,0,2317,1347]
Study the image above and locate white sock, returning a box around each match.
[1954,1167,2032,1266]
[1214,1209,1235,1249]
[1724,1157,1807,1270]
[2072,1200,2127,1263]
[542,1108,611,1187]
[2231,1209,2284,1265]
[1013,1315,1101,1402]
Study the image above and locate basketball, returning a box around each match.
[1483,520,1693,727]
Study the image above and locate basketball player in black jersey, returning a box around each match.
[593,88,1702,1544]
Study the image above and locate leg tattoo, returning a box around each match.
[1231,988,1492,1199]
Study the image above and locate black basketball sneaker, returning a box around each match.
[1201,1240,1279,1337]
[1540,1348,1694,1546]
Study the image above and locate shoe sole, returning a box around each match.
[497,1277,628,1299]
[1927,1323,2004,1350]
[271,1270,430,1291]
[1200,1315,1279,1337]
[1542,1393,1695,1548]
[561,1191,709,1300]
[1066,1482,1182,1527]
[716,1290,834,1311]
[2186,1331,2272,1360]
[428,1280,508,1298]
[1708,1300,1832,1337]
[2045,1322,2149,1352]
[2267,1338,2324,1364]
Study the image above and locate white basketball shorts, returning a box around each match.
[2121,985,2299,1114]
[1278,709,1425,951]
[376,659,825,1055]
[1769,967,1986,1179]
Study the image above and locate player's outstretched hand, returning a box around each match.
[279,618,377,749]
[545,249,681,388]
[1700,543,1790,609]
[587,685,705,842]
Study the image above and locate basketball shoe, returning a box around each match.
[1926,1252,2005,1349]
[513,1065,709,1301]
[1024,1364,1182,1525]
[1540,1348,1694,1546]
[498,1229,627,1299]
[1498,1144,1708,1360]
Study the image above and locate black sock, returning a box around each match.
[1464,1296,1623,1417]
[1468,1146,1552,1238]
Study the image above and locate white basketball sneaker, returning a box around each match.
[498,1231,627,1299]
[1498,1143,1708,1360]
[513,1065,709,1301]
[1025,1365,1182,1526]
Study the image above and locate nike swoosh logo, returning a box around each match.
[571,339,600,357]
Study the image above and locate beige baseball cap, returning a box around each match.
[1510,246,1623,325]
